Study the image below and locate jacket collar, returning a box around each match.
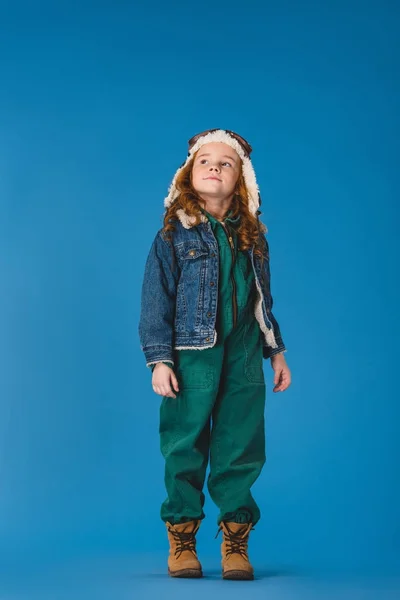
[199,206,241,230]
[174,206,241,230]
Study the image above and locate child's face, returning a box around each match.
[190,142,241,202]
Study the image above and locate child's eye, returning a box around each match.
[200,159,231,167]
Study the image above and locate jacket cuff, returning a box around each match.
[148,360,174,372]
[142,344,174,366]
[263,343,287,360]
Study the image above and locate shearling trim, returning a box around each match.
[175,208,208,230]
[147,360,174,368]
[174,208,268,233]
[174,329,218,351]
[253,275,278,349]
[165,130,267,230]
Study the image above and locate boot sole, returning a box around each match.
[222,569,254,580]
[168,568,203,578]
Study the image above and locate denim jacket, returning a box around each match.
[139,216,286,369]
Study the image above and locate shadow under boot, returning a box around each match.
[216,521,255,580]
[166,520,203,578]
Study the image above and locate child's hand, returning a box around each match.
[270,354,291,392]
[152,363,180,398]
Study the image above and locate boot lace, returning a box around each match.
[215,523,255,559]
[168,527,197,559]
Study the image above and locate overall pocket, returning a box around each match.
[176,368,214,390]
[242,320,265,385]
[237,250,253,282]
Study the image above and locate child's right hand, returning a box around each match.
[152,363,180,398]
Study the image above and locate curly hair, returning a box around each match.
[161,149,268,271]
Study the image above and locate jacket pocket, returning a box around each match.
[176,241,209,283]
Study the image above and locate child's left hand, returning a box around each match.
[270,353,291,392]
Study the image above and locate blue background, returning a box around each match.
[0,0,399,596]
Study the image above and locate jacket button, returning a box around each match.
[210,281,214,286]
[207,312,211,317]
[205,337,210,341]
[189,249,195,256]
[211,252,215,257]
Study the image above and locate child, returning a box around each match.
[139,128,291,580]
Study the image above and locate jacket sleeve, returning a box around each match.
[262,237,287,359]
[138,230,179,369]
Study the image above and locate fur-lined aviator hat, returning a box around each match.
[164,128,267,233]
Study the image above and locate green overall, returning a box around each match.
[158,207,266,526]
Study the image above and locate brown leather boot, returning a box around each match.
[166,520,203,578]
[217,521,255,580]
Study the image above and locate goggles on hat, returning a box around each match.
[187,128,253,158]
